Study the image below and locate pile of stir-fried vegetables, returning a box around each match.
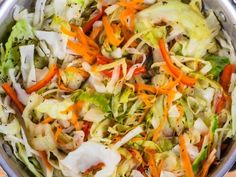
[0,0,235,176]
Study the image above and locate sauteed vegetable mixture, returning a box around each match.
[0,0,235,177]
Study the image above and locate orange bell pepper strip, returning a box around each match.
[2,83,25,113]
[26,64,58,94]
[159,39,197,86]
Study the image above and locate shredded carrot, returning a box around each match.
[176,104,184,124]
[2,83,25,113]
[146,149,160,177]
[67,40,93,63]
[163,72,183,90]
[130,149,143,164]
[41,117,54,124]
[26,64,58,94]
[60,26,77,37]
[73,26,89,47]
[156,160,164,177]
[65,67,90,78]
[159,39,197,86]
[54,126,62,142]
[152,91,175,142]
[62,101,83,130]
[90,27,102,40]
[102,16,123,46]
[152,106,168,142]
[200,149,216,177]
[38,151,52,171]
[120,8,136,31]
[138,94,153,108]
[179,134,195,177]
[135,83,157,94]
[130,137,144,142]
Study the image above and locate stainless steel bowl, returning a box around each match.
[0,0,235,176]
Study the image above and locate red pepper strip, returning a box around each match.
[159,39,197,86]
[220,64,235,92]
[82,121,92,140]
[215,95,226,114]
[83,9,105,34]
[96,55,114,64]
[133,66,146,75]
[26,64,58,94]
[2,83,25,113]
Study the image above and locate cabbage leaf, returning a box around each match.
[0,19,34,78]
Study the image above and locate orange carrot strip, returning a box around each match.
[152,91,175,142]
[102,16,123,46]
[54,126,62,142]
[163,72,183,90]
[2,83,25,113]
[90,27,102,40]
[60,26,77,37]
[159,39,197,86]
[156,160,164,177]
[130,149,143,164]
[152,106,168,142]
[135,83,157,93]
[26,64,58,94]
[38,151,52,171]
[179,134,195,177]
[67,40,94,63]
[146,149,159,177]
[41,117,54,124]
[200,149,216,177]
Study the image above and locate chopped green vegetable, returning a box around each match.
[205,55,230,80]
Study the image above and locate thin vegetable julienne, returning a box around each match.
[26,64,58,94]
[83,9,105,34]
[159,39,197,86]
[179,134,195,177]
[220,64,235,92]
[102,16,123,46]
[2,83,25,113]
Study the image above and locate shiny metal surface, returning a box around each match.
[0,0,235,176]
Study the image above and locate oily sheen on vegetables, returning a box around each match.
[0,0,235,177]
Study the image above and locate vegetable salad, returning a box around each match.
[0,0,235,177]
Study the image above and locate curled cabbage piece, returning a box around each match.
[135,0,217,57]
[60,141,121,177]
